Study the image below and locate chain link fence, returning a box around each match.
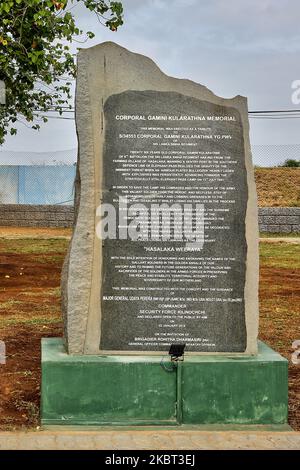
[0,164,76,205]
[0,144,298,205]
[252,144,300,167]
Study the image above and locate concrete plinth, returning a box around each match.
[41,338,288,427]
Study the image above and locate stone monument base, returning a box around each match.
[41,338,288,426]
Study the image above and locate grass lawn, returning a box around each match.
[0,236,299,430]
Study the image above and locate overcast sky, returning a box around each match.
[1,0,300,164]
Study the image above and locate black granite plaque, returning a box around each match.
[100,90,247,352]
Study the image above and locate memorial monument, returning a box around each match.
[41,42,288,426]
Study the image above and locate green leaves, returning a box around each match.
[1,2,14,14]
[84,0,123,30]
[111,1,123,17]
[0,0,124,144]
[28,50,44,64]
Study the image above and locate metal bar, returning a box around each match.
[176,361,183,425]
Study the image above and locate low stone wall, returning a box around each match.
[0,204,74,228]
[0,205,299,232]
[258,207,300,233]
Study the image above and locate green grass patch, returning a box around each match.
[0,238,69,254]
[19,287,61,298]
[0,300,24,310]
[31,254,66,264]
[260,232,300,238]
[259,242,300,269]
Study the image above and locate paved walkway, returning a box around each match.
[0,429,299,450]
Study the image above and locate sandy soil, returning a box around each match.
[255,168,300,207]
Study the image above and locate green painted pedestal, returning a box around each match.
[41,338,288,426]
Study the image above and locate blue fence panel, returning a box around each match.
[0,166,18,203]
[22,165,76,205]
[0,165,76,205]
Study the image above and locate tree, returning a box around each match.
[279,159,300,168]
[0,0,123,144]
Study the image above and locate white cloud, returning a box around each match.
[2,0,300,158]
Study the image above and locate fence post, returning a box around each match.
[18,166,26,204]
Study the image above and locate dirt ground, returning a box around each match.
[0,231,299,431]
[0,236,67,429]
[259,241,300,430]
[255,167,300,207]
